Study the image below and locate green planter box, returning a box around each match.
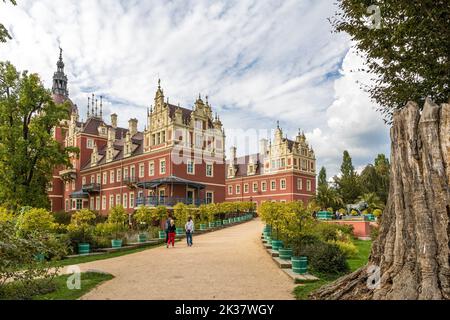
[159,230,166,239]
[292,256,308,274]
[279,248,293,260]
[271,240,284,251]
[35,253,45,262]
[138,234,147,243]
[215,220,222,226]
[176,227,184,236]
[317,211,333,220]
[222,220,228,225]
[200,223,207,231]
[111,239,123,248]
[78,243,90,254]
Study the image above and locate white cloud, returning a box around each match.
[0,0,390,177]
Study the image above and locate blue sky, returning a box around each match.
[0,0,390,177]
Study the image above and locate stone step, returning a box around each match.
[264,244,272,250]
[282,268,319,283]
[272,257,292,269]
[267,249,279,257]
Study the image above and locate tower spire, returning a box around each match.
[95,98,98,117]
[91,93,95,116]
[100,96,103,119]
[87,96,90,118]
[52,47,68,97]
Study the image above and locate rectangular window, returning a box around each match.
[139,163,145,178]
[116,194,121,206]
[71,181,75,191]
[244,184,249,193]
[110,170,115,184]
[228,186,233,195]
[160,159,166,174]
[87,139,94,149]
[187,160,195,175]
[123,193,128,208]
[90,175,95,184]
[102,196,106,210]
[281,158,286,167]
[102,172,107,185]
[206,164,213,177]
[96,174,101,184]
[297,178,303,190]
[95,196,100,211]
[206,192,214,204]
[262,181,267,192]
[65,182,69,192]
[149,161,155,176]
[307,180,312,192]
[117,168,122,182]
[124,167,129,179]
[82,177,86,186]
[280,179,287,190]
[130,166,136,179]
[253,182,258,192]
[129,192,135,208]
[109,195,114,208]
[90,198,94,210]
[65,199,70,211]
[236,185,241,194]
[270,180,276,191]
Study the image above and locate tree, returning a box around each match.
[357,192,384,212]
[0,1,16,43]
[0,62,78,210]
[318,167,328,188]
[329,0,450,121]
[359,155,390,204]
[312,99,449,300]
[313,185,343,211]
[334,151,360,205]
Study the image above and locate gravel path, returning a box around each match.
[76,219,295,300]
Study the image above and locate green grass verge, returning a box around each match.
[33,272,114,300]
[50,240,171,268]
[293,239,373,300]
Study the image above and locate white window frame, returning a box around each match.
[139,163,145,178]
[117,168,122,182]
[236,185,241,194]
[96,173,101,184]
[87,138,94,149]
[206,163,213,177]
[109,195,114,208]
[102,196,107,210]
[307,180,312,192]
[102,172,107,185]
[187,159,195,175]
[123,193,128,209]
[261,181,267,192]
[129,192,135,208]
[116,194,121,206]
[206,191,214,204]
[280,179,287,190]
[160,159,166,174]
[244,183,249,193]
[253,182,258,193]
[228,186,233,195]
[270,180,276,191]
[124,167,129,179]
[297,178,303,190]
[95,196,100,211]
[149,161,155,176]
[90,198,94,210]
[82,177,86,186]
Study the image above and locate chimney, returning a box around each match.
[128,118,138,136]
[259,139,268,156]
[111,113,118,128]
[108,127,116,142]
[230,146,237,163]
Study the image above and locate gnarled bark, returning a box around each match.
[310,98,450,300]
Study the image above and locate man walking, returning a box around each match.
[185,216,194,247]
[165,214,172,244]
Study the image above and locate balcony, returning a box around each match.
[59,168,77,181]
[123,177,138,189]
[82,183,101,193]
[136,196,206,208]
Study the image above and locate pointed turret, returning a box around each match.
[52,47,69,98]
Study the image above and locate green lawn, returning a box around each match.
[293,239,373,300]
[33,272,114,300]
[50,240,172,268]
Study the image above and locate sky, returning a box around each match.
[0,0,390,178]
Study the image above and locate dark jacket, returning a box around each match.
[168,224,176,233]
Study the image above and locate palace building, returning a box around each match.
[48,50,226,214]
[225,124,317,206]
[47,50,316,213]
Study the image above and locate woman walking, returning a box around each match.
[167,219,176,248]
[185,217,194,247]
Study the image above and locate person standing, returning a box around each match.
[167,219,176,248]
[164,214,172,244]
[185,217,194,247]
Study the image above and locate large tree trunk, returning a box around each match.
[310,98,450,300]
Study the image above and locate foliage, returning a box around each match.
[106,206,128,240]
[330,0,450,120]
[52,211,71,226]
[278,201,314,246]
[358,192,384,212]
[318,167,328,188]
[0,207,13,223]
[359,154,390,204]
[0,220,67,300]
[0,62,79,210]
[333,151,361,205]
[173,203,190,226]
[301,241,349,274]
[15,208,58,237]
[133,206,156,231]
[66,209,96,244]
[373,208,382,218]
[313,184,343,211]
[0,1,16,43]
[328,240,358,258]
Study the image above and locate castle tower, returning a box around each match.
[52,48,69,98]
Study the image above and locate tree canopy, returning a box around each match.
[334,150,361,204]
[0,1,16,43]
[0,62,78,210]
[330,0,450,121]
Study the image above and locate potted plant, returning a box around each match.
[134,206,153,243]
[107,205,128,248]
[67,209,96,254]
